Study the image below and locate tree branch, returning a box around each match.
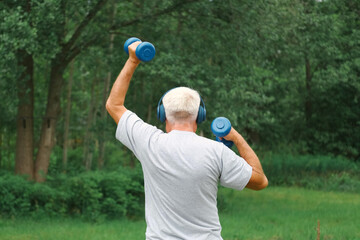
[110,0,201,32]
[65,37,102,65]
[61,0,108,58]
[64,0,200,65]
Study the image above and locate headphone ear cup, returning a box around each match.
[196,106,206,124]
[157,104,166,123]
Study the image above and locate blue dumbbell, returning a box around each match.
[123,37,156,62]
[211,117,234,148]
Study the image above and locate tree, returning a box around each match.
[1,0,202,181]
[1,1,37,178]
[2,0,359,181]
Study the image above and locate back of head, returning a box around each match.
[163,87,201,124]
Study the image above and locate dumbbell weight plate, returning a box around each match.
[135,42,156,62]
[211,117,232,138]
[123,37,141,55]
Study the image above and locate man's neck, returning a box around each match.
[165,120,197,133]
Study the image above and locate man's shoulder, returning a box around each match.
[194,134,225,152]
[116,110,164,143]
[119,109,139,123]
[120,110,162,132]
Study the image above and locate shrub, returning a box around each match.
[262,154,360,192]
[0,174,32,217]
[63,172,104,220]
[29,183,69,217]
[0,167,144,220]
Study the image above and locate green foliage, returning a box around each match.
[298,173,360,193]
[1,187,359,240]
[29,181,68,217]
[263,153,360,192]
[0,168,144,220]
[0,174,32,217]
[0,2,33,131]
[1,0,359,184]
[309,70,360,159]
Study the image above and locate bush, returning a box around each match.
[0,167,144,220]
[2,154,358,219]
[262,154,360,192]
[0,174,32,217]
[63,173,104,220]
[29,183,68,217]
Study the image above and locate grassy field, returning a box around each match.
[218,187,360,240]
[0,186,359,240]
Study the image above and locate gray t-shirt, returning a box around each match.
[116,110,252,240]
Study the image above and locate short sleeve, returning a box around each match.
[219,146,252,191]
[115,110,163,159]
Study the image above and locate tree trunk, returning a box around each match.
[15,52,34,180]
[83,77,97,171]
[0,133,3,169]
[35,67,64,182]
[146,103,152,123]
[97,70,111,169]
[62,60,74,173]
[305,56,312,126]
[97,4,116,169]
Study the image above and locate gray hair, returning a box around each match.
[163,87,201,124]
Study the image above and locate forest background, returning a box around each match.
[0,0,359,230]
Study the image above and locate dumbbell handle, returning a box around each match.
[211,117,234,148]
[123,37,155,62]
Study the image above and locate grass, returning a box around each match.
[0,218,146,240]
[0,186,359,240]
[218,187,360,240]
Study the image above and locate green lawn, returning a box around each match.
[218,187,360,240]
[0,187,359,240]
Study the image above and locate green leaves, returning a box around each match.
[0,169,144,219]
[1,0,359,175]
[0,6,37,54]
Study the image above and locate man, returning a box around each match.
[106,42,268,240]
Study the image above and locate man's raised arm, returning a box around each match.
[106,42,141,124]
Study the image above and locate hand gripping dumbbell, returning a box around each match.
[211,117,234,148]
[123,37,156,62]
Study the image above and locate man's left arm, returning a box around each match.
[106,42,141,124]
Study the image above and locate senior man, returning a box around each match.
[106,41,268,240]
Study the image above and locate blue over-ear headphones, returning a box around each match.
[157,88,206,124]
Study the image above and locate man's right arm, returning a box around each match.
[106,42,141,124]
[224,128,268,190]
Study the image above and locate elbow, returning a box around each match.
[260,176,269,190]
[255,176,268,191]
[247,175,268,191]
[106,99,124,114]
[105,99,113,113]
[105,100,126,124]
[106,100,118,120]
